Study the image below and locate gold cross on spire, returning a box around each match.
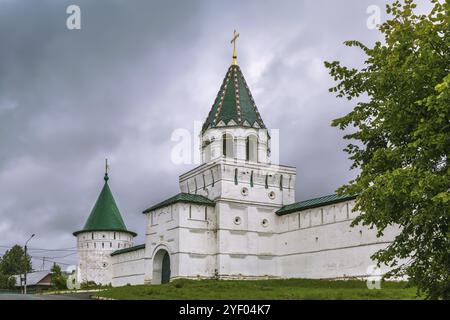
[231,30,239,65]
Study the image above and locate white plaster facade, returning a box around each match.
[139,157,398,284]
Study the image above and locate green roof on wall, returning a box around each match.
[142,193,215,213]
[111,244,145,256]
[276,194,357,216]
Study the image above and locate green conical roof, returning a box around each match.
[73,174,136,236]
[202,64,266,133]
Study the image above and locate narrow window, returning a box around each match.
[94,243,96,248]
[194,177,198,194]
[279,175,283,190]
[234,168,238,185]
[204,207,207,220]
[114,232,116,240]
[189,205,192,219]
[102,242,104,249]
[250,170,254,187]
[91,233,94,240]
[265,174,269,189]
[222,134,227,156]
[110,242,112,248]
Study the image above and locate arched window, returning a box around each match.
[222,133,234,158]
[246,135,258,162]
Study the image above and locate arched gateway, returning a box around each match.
[152,249,171,284]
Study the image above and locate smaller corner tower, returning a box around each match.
[73,160,137,285]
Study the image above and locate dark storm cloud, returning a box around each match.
[0,0,431,268]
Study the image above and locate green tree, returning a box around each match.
[0,273,16,289]
[0,245,32,275]
[50,263,67,290]
[325,0,449,299]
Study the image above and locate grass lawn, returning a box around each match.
[96,278,421,300]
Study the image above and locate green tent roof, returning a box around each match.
[276,194,357,216]
[73,174,136,236]
[142,193,215,213]
[202,64,266,133]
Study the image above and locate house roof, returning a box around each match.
[202,64,266,133]
[110,244,146,256]
[14,270,52,287]
[276,194,357,216]
[142,193,215,213]
[73,173,136,237]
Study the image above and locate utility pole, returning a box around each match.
[23,234,35,295]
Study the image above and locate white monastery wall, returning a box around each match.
[176,204,217,279]
[77,61,402,287]
[214,201,280,279]
[111,248,146,286]
[143,202,217,283]
[275,200,398,279]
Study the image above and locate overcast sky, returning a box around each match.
[0,0,433,269]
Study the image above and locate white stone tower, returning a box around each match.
[177,34,297,278]
[73,166,137,285]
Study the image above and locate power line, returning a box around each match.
[28,247,77,252]
[0,244,77,252]
[0,246,77,268]
[30,256,74,266]
[30,252,77,259]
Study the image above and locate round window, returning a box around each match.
[268,191,276,199]
[262,219,269,227]
[241,187,248,196]
[234,216,241,225]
